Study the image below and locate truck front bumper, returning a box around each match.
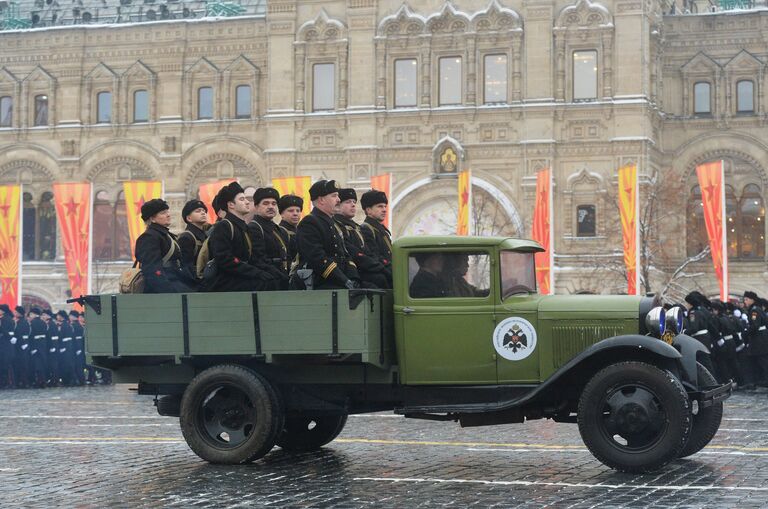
[687,381,732,408]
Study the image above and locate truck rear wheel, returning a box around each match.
[679,362,723,458]
[180,364,283,464]
[577,361,691,473]
[276,414,348,452]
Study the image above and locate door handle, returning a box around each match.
[402,307,414,314]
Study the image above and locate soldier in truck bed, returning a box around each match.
[177,199,209,281]
[359,190,393,289]
[248,187,290,290]
[278,194,302,262]
[295,180,361,290]
[334,188,389,289]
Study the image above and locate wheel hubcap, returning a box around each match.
[600,385,667,452]
[197,385,257,449]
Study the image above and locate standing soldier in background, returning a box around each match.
[70,310,86,385]
[55,310,77,386]
[249,187,290,289]
[710,300,741,386]
[278,194,302,263]
[0,305,15,389]
[42,309,61,386]
[13,306,31,388]
[295,180,361,290]
[28,308,47,388]
[684,291,719,379]
[334,188,389,289]
[177,199,209,282]
[360,190,393,289]
[743,291,768,386]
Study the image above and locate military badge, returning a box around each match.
[493,317,537,361]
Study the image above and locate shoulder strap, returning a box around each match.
[162,235,178,264]
[225,219,252,257]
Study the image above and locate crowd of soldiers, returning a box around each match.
[681,289,768,390]
[134,179,392,294]
[0,305,109,390]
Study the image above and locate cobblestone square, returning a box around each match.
[1,386,767,507]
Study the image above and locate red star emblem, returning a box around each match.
[0,202,9,217]
[64,198,80,216]
[461,188,469,205]
[0,249,7,259]
[71,271,82,289]
[135,195,146,215]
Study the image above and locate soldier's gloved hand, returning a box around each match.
[717,338,725,347]
[10,338,17,345]
[345,279,360,290]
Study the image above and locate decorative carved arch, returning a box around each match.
[22,65,56,85]
[297,9,347,42]
[566,167,605,190]
[425,2,471,34]
[555,0,613,29]
[683,149,767,187]
[0,160,54,183]
[432,135,464,175]
[123,60,156,80]
[184,153,265,197]
[377,4,426,37]
[470,0,522,32]
[87,156,156,183]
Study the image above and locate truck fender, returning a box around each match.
[672,333,710,387]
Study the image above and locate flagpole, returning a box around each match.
[87,183,93,296]
[548,169,554,294]
[635,164,640,295]
[720,160,728,300]
[18,184,23,307]
[468,170,473,236]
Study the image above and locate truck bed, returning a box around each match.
[84,290,394,369]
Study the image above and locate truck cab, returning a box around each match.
[80,236,731,473]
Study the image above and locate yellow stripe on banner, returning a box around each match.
[272,176,312,218]
[123,181,162,259]
[456,170,471,236]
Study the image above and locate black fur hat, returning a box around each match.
[278,195,304,213]
[253,187,280,205]
[360,189,388,209]
[140,199,169,222]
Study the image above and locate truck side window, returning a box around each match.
[500,251,537,298]
[409,252,490,298]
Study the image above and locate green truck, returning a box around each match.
[79,236,731,473]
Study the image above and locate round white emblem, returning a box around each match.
[493,317,537,361]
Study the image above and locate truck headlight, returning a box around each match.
[645,306,666,338]
[665,306,685,335]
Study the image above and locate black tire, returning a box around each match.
[180,364,283,464]
[679,363,723,458]
[577,361,692,473]
[156,394,181,417]
[276,414,348,452]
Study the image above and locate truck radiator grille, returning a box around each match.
[552,323,626,368]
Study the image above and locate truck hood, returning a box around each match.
[537,295,644,315]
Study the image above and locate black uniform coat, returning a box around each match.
[56,320,77,383]
[714,314,737,358]
[249,215,290,282]
[685,305,719,350]
[13,317,31,385]
[296,208,359,288]
[745,303,768,356]
[177,223,207,278]
[208,213,278,292]
[334,215,387,275]
[409,270,449,299]
[135,223,195,294]
[278,220,298,266]
[0,314,14,375]
[29,317,48,381]
[71,320,86,379]
[361,217,393,287]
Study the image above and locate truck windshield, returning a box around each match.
[500,251,537,299]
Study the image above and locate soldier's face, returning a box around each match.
[256,198,278,219]
[186,208,208,226]
[281,206,301,226]
[745,297,755,307]
[229,193,251,216]
[79,316,85,326]
[151,209,172,227]
[316,193,340,215]
[366,203,387,222]
[339,199,357,219]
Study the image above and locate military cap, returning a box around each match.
[338,188,357,203]
[360,189,388,209]
[0,304,10,315]
[15,305,25,315]
[253,187,280,205]
[41,309,52,317]
[309,180,339,200]
[182,199,207,224]
[218,181,245,205]
[140,198,169,222]
[685,291,708,307]
[69,310,80,318]
[710,300,726,313]
[744,290,759,301]
[56,310,69,320]
[278,194,303,213]
[29,307,41,315]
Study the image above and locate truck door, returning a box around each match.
[495,250,542,383]
[396,250,496,385]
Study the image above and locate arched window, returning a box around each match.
[22,192,35,260]
[0,96,12,127]
[739,184,765,259]
[92,191,132,261]
[737,80,754,113]
[686,185,707,256]
[693,82,711,114]
[37,191,56,260]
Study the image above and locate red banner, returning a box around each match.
[696,161,728,300]
[123,181,162,259]
[531,169,552,294]
[272,176,312,218]
[199,179,236,224]
[370,174,392,230]
[457,170,471,236]
[618,164,639,295]
[53,183,91,309]
[0,185,21,307]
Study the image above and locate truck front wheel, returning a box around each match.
[276,414,348,452]
[180,364,283,464]
[577,361,691,473]
[678,362,723,458]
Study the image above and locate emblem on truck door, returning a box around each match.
[493,317,537,361]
